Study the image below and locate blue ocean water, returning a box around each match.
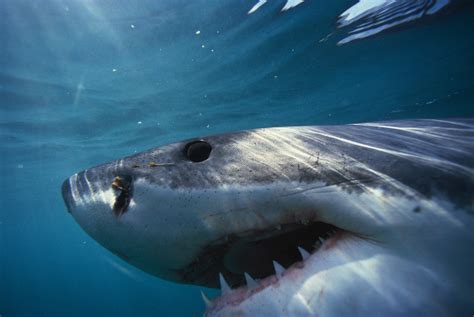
[0,0,473,316]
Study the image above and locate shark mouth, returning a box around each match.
[181,220,345,308]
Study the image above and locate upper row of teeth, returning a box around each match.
[200,242,319,307]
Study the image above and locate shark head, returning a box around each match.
[62,119,474,315]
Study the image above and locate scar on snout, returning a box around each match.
[148,162,175,167]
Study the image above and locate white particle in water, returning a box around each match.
[137,121,142,125]
[274,75,278,79]
[206,124,210,128]
[195,30,201,35]
[17,164,24,169]
[112,68,117,72]
[130,24,135,29]
[211,49,214,52]
[201,44,205,48]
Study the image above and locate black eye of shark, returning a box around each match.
[184,140,212,162]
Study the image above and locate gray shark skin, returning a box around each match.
[62,119,474,316]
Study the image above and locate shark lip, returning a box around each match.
[181,220,342,289]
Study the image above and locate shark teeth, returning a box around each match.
[244,272,258,288]
[200,290,212,308]
[272,260,285,278]
[219,272,231,295]
[297,246,310,260]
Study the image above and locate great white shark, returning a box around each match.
[62,118,474,316]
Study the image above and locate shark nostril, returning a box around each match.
[111,175,134,216]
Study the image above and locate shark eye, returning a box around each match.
[184,140,212,162]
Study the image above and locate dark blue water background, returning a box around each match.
[1,0,473,315]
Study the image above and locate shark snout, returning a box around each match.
[61,169,136,217]
[61,177,74,213]
[61,172,89,214]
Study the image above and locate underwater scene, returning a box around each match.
[1,0,473,316]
